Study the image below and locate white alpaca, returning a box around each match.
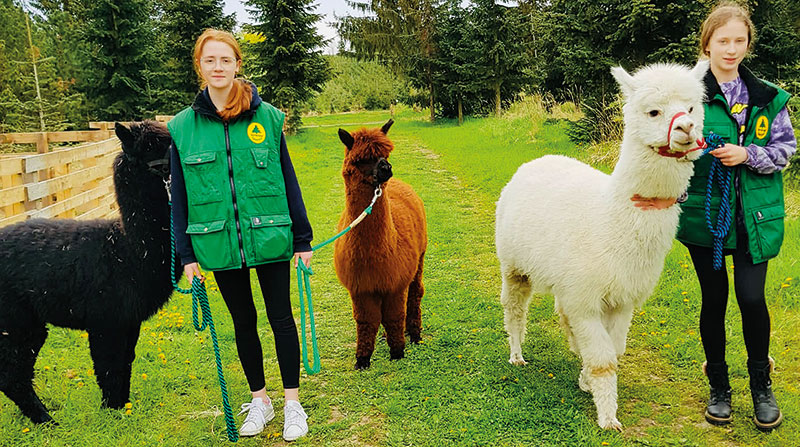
[496,61,709,430]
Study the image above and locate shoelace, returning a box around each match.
[285,404,307,425]
[239,401,267,418]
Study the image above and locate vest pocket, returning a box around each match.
[246,147,282,197]
[751,204,785,261]
[184,152,222,204]
[186,219,232,270]
[249,214,293,263]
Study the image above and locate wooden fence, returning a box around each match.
[0,122,122,228]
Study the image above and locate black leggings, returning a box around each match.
[685,242,770,364]
[214,261,300,391]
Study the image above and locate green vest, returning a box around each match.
[676,75,790,264]
[168,102,293,271]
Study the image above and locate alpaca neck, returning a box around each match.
[343,182,397,243]
[113,157,171,253]
[608,136,693,202]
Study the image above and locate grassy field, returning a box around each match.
[1,108,798,446]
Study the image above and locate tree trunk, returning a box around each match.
[457,98,463,126]
[495,82,501,117]
[429,82,435,122]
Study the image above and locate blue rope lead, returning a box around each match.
[169,203,239,443]
[702,132,730,270]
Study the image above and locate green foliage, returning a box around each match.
[310,55,405,113]
[243,0,330,134]
[83,0,161,120]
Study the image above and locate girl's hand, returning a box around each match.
[294,251,313,268]
[711,144,748,166]
[630,194,678,211]
[183,262,205,283]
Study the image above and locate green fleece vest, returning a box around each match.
[676,80,790,264]
[168,103,293,271]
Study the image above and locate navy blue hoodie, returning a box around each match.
[169,84,313,266]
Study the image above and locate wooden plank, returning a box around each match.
[26,160,113,201]
[0,131,113,145]
[27,177,114,219]
[0,185,26,208]
[155,115,174,122]
[23,139,120,173]
[0,158,23,176]
[78,193,118,220]
[0,213,27,228]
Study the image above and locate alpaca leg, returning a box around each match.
[89,325,140,408]
[500,270,533,365]
[603,303,634,358]
[555,300,578,354]
[570,315,623,431]
[353,294,381,370]
[405,253,425,344]
[0,325,52,424]
[382,292,408,360]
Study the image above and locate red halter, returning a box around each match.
[656,111,707,158]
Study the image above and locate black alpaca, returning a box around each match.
[0,121,178,424]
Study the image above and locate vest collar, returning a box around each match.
[703,64,778,108]
[191,81,262,121]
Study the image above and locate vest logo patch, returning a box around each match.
[730,103,747,115]
[755,116,769,139]
[247,123,266,144]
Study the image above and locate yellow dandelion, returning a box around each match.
[158,402,165,407]
[639,311,645,316]
[456,355,463,359]
[80,332,89,338]
[786,277,792,281]
[692,360,698,363]
[514,378,519,382]
[150,332,156,338]
[125,409,132,415]
[189,374,197,380]
[158,353,166,360]
[184,359,191,364]
[602,443,609,446]
[650,331,656,335]
[22,428,30,433]
[141,373,148,380]
[664,344,671,348]
[125,403,132,409]
[77,382,85,387]
[688,330,695,335]
[87,369,94,375]
[781,284,789,288]
[681,291,688,295]
[44,366,50,371]
[660,320,666,324]
[548,373,554,378]
[683,298,689,303]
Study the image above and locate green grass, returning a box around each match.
[1,109,798,446]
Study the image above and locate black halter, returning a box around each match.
[125,147,171,179]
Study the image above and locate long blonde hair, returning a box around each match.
[193,29,252,121]
[699,3,756,57]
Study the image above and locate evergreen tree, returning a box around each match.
[157,0,235,107]
[83,0,160,120]
[243,0,330,134]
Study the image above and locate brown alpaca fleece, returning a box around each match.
[333,121,427,370]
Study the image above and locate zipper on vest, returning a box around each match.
[224,122,246,266]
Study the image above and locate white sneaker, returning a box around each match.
[283,400,308,441]
[238,397,275,437]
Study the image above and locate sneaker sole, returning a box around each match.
[283,430,307,442]
[754,411,783,431]
[239,407,276,437]
[704,410,732,425]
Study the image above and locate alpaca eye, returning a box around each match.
[648,110,660,117]
[688,106,694,114]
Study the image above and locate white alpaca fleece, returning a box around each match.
[496,61,708,431]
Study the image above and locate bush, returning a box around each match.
[310,56,405,113]
[566,95,623,145]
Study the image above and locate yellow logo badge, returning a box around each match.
[247,123,266,144]
[755,116,769,140]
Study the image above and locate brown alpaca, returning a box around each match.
[333,120,427,370]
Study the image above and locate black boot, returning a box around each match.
[748,358,783,431]
[704,361,732,425]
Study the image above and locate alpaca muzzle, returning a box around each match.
[373,158,392,185]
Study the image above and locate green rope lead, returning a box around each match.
[295,186,382,375]
[169,200,239,443]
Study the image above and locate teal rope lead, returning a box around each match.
[295,186,382,375]
[169,202,239,443]
[701,132,730,270]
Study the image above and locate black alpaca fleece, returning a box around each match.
[0,121,179,424]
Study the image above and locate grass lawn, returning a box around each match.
[1,109,798,446]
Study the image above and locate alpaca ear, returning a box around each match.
[338,128,354,150]
[691,59,710,81]
[380,119,394,135]
[611,66,636,99]
[115,122,134,152]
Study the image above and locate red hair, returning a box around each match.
[193,29,252,121]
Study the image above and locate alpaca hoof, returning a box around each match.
[508,353,527,366]
[599,417,623,432]
[31,413,55,425]
[409,333,421,344]
[355,357,371,370]
[390,349,405,360]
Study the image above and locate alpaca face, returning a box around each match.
[612,61,708,160]
[338,120,395,187]
[115,121,173,178]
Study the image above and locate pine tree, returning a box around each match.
[83,0,160,120]
[243,0,330,134]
